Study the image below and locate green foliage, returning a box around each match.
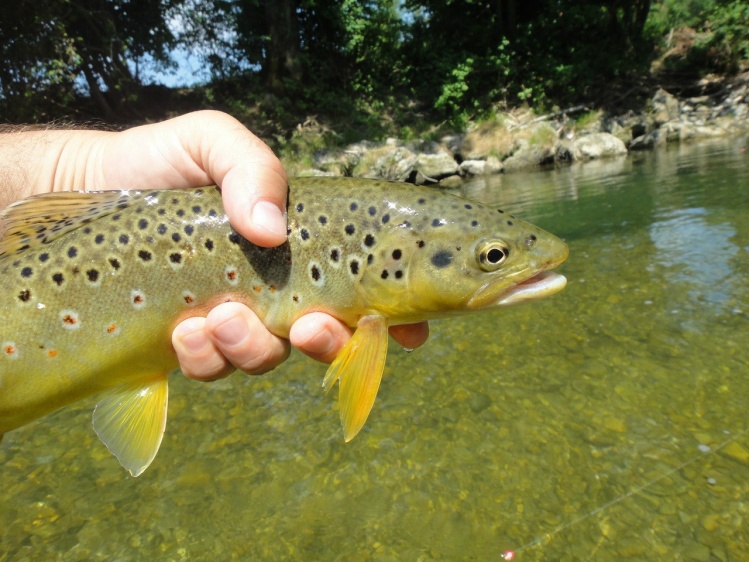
[1,0,747,126]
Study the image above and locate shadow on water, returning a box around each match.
[2,136,749,560]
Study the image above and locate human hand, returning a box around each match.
[96,111,429,380]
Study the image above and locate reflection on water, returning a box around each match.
[2,137,749,560]
[650,208,738,308]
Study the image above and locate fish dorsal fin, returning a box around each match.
[93,375,169,477]
[0,190,126,258]
[323,315,389,442]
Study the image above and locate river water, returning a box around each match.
[2,136,748,560]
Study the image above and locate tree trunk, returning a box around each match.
[264,0,301,93]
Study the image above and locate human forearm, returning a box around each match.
[0,128,111,210]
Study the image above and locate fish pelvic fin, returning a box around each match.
[93,375,169,477]
[322,315,389,442]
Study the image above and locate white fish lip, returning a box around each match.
[495,270,567,306]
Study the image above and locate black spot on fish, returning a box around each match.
[18,289,30,302]
[184,225,194,236]
[364,234,376,247]
[158,208,166,216]
[21,267,33,278]
[109,258,121,270]
[176,209,185,217]
[112,214,121,221]
[330,249,340,262]
[395,270,403,279]
[471,220,478,227]
[86,269,99,282]
[498,209,505,214]
[392,249,402,260]
[349,202,358,211]
[318,215,327,225]
[157,224,167,235]
[345,224,355,235]
[67,247,77,258]
[368,206,376,216]
[83,227,92,235]
[382,214,390,224]
[301,229,310,241]
[418,198,426,204]
[311,265,321,282]
[228,232,240,244]
[296,203,304,212]
[72,266,80,275]
[432,218,445,227]
[138,250,152,261]
[507,220,513,226]
[205,239,214,251]
[293,294,299,303]
[39,253,49,262]
[417,240,425,248]
[381,270,389,279]
[350,260,359,275]
[192,205,202,214]
[464,204,473,209]
[170,253,182,264]
[95,234,105,244]
[171,198,179,205]
[52,272,64,285]
[119,234,129,245]
[138,219,149,230]
[367,254,374,265]
[172,233,181,243]
[208,209,217,217]
[431,250,453,268]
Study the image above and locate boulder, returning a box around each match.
[573,133,627,159]
[652,88,680,126]
[502,142,555,172]
[415,152,459,180]
[358,145,418,182]
[459,156,503,176]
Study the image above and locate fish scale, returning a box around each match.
[0,177,568,476]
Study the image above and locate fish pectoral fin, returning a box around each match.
[322,314,389,442]
[92,375,169,477]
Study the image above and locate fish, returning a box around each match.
[0,177,568,476]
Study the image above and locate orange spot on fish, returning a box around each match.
[48,349,57,358]
[5,345,15,355]
[133,295,143,304]
[63,314,77,325]
[253,285,262,292]
[269,285,277,293]
[107,324,117,333]
[184,295,194,304]
[227,270,237,281]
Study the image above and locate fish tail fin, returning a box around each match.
[93,374,169,477]
[323,315,389,442]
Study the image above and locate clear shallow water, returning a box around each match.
[2,137,749,560]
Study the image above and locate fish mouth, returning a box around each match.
[494,270,567,306]
[467,269,567,309]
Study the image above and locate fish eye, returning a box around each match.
[476,240,509,271]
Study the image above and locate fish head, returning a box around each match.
[359,198,568,321]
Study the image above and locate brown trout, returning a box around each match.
[0,177,567,476]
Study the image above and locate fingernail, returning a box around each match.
[308,327,337,357]
[213,314,249,347]
[251,200,287,239]
[177,326,208,353]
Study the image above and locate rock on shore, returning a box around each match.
[293,74,749,184]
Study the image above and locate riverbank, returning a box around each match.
[283,71,749,186]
